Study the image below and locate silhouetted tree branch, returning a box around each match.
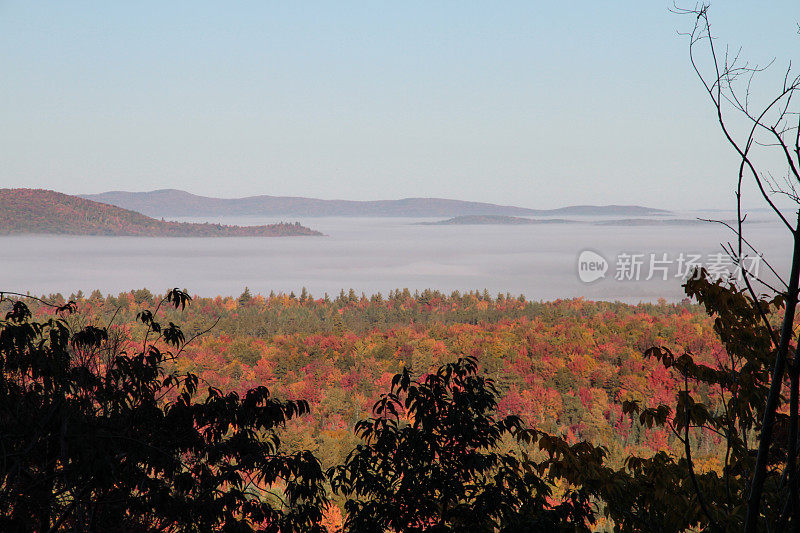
[674,4,800,530]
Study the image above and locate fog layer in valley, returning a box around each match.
[1,213,787,302]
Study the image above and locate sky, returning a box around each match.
[1,1,799,210]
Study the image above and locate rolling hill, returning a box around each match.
[80,189,670,218]
[0,189,322,237]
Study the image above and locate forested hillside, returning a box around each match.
[7,281,791,531]
[38,288,720,470]
[0,189,322,237]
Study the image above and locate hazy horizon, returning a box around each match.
[8,184,796,214]
[74,187,800,214]
[80,187,667,209]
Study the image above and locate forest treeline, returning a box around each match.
[3,284,754,531]
[50,287,710,462]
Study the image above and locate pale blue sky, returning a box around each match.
[1,2,798,209]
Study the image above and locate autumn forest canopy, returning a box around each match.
[0,279,796,532]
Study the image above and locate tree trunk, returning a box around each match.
[790,367,800,532]
[745,211,800,533]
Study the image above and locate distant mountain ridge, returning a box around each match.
[422,215,705,226]
[80,189,670,218]
[419,215,578,225]
[0,189,322,237]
